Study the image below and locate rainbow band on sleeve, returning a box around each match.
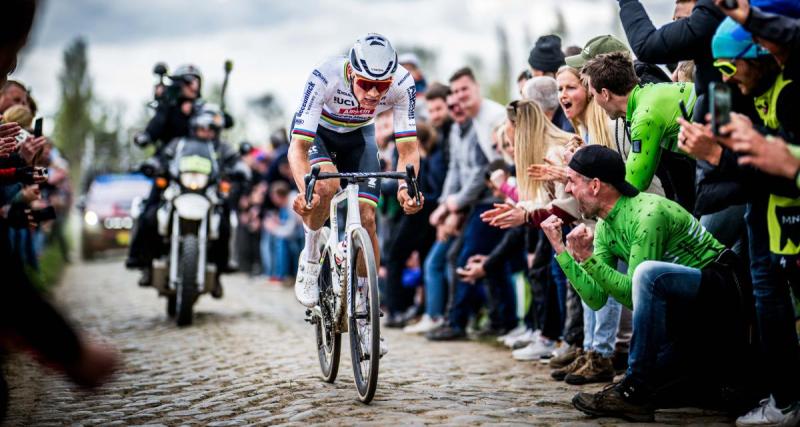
[358,192,379,208]
[291,128,316,142]
[310,157,333,167]
[394,131,417,144]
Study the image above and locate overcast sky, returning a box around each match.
[14,0,673,143]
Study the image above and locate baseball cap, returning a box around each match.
[565,35,629,69]
[568,145,639,197]
[399,53,420,68]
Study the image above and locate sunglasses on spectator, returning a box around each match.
[506,100,520,124]
[353,76,393,93]
[714,60,737,78]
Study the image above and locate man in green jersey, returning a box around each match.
[541,145,752,422]
[580,51,697,209]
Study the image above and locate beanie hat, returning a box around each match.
[528,35,565,73]
[712,17,771,59]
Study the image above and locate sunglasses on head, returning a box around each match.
[506,100,520,123]
[354,76,393,93]
[714,60,737,78]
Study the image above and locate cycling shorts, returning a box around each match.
[307,124,381,207]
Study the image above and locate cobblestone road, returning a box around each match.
[3,260,733,426]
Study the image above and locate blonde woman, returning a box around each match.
[554,66,664,196]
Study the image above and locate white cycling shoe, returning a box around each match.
[295,250,322,307]
[356,286,387,358]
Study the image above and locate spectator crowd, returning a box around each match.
[260,0,800,424]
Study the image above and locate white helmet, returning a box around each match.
[349,33,398,80]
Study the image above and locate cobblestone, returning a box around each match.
[3,259,734,425]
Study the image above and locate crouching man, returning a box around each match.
[541,145,753,422]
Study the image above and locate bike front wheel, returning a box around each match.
[347,227,380,403]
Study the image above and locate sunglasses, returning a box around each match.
[714,60,737,78]
[447,103,458,111]
[506,100,520,123]
[354,76,393,93]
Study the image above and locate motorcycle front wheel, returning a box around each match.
[176,234,199,326]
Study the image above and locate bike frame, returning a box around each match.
[327,182,361,328]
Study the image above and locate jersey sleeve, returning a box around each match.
[625,114,665,191]
[290,68,328,143]
[554,224,613,310]
[391,71,418,144]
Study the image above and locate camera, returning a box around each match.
[721,0,738,10]
[151,62,196,107]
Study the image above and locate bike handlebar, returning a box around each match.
[303,163,421,207]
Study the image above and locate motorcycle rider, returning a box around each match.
[127,64,235,285]
[159,103,247,298]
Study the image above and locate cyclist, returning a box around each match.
[288,33,424,354]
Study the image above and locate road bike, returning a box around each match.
[304,164,420,403]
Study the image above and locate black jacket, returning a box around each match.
[619,0,724,97]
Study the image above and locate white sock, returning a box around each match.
[303,225,322,263]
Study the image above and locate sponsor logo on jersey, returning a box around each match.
[776,205,800,250]
[294,118,304,125]
[312,69,328,85]
[334,96,356,107]
[397,71,411,86]
[407,86,416,120]
[297,81,316,116]
[338,107,375,115]
[336,89,351,96]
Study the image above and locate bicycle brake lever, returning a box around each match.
[404,164,420,206]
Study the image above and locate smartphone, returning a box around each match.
[33,117,43,138]
[709,82,732,136]
[721,0,738,9]
[678,99,691,121]
[34,167,48,180]
[31,206,56,222]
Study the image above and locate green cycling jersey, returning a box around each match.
[625,82,697,191]
[555,192,724,310]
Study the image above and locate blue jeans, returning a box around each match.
[628,260,702,383]
[582,298,622,358]
[424,238,452,318]
[448,205,515,331]
[746,201,800,407]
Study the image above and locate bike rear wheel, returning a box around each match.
[347,227,380,403]
[315,250,341,382]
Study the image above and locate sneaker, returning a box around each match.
[512,337,556,361]
[572,377,655,422]
[550,345,583,370]
[497,324,528,343]
[551,350,588,381]
[384,313,406,328]
[565,351,615,385]
[426,325,467,341]
[403,315,444,334]
[736,396,795,427]
[505,329,540,349]
[294,250,321,307]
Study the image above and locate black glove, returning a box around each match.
[7,205,32,229]
[14,167,35,184]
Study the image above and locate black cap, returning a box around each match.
[528,35,565,73]
[568,145,640,197]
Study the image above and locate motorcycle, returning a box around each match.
[139,136,239,326]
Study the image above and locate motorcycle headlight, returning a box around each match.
[180,172,209,190]
[84,210,99,227]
